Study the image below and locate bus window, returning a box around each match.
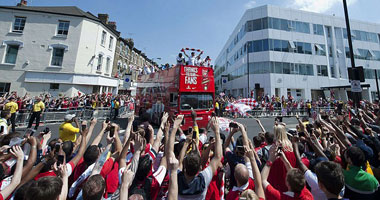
[170,93,178,106]
[180,93,213,110]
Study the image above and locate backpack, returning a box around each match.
[259,146,270,170]
[129,176,153,200]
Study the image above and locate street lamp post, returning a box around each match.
[247,42,250,98]
[343,0,361,107]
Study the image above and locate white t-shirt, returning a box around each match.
[178,166,213,200]
[177,56,185,65]
[0,118,8,135]
[304,170,327,200]
[187,56,197,66]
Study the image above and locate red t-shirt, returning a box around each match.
[205,172,220,200]
[225,178,255,200]
[265,185,313,200]
[268,151,296,192]
[34,161,75,180]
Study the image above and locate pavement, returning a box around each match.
[15,116,299,145]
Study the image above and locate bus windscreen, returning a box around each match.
[180,93,213,110]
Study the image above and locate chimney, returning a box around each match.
[17,0,27,6]
[97,14,109,24]
[108,21,117,30]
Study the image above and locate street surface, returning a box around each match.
[15,116,299,145]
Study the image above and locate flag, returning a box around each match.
[217,117,235,132]
[225,98,258,116]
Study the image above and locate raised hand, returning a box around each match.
[10,146,24,160]
[173,115,184,127]
[161,112,169,124]
[90,117,97,126]
[167,156,179,170]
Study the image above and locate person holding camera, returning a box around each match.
[59,114,80,142]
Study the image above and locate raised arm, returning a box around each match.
[120,169,135,200]
[70,127,88,167]
[255,118,266,133]
[86,118,97,144]
[167,156,179,200]
[208,117,222,174]
[1,146,24,199]
[91,134,113,176]
[245,145,265,199]
[91,121,108,146]
[21,136,37,178]
[224,128,238,151]
[124,115,134,144]
[165,115,183,159]
[292,138,309,173]
[261,144,277,189]
[152,113,168,153]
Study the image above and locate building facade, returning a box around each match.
[215,5,380,101]
[0,5,119,97]
[112,36,154,95]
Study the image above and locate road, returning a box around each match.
[15,116,299,145]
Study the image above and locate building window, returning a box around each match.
[313,24,324,35]
[4,45,19,64]
[330,65,336,78]
[106,57,111,73]
[101,31,106,46]
[57,20,70,36]
[109,36,113,49]
[0,83,11,96]
[317,65,328,76]
[13,17,26,33]
[51,48,64,66]
[50,83,59,90]
[97,54,103,71]
[326,26,331,37]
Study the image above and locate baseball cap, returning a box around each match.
[64,114,76,121]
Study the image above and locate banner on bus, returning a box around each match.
[179,66,215,92]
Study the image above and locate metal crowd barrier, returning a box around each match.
[232,107,335,118]
[14,106,134,127]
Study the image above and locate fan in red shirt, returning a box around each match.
[262,143,313,200]
[267,125,297,192]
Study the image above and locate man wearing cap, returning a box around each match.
[27,97,45,130]
[59,114,80,142]
[4,97,18,133]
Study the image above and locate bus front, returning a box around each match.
[178,65,215,130]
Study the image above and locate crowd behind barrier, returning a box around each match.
[12,106,133,127]
[1,93,380,200]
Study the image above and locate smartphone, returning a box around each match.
[0,126,4,134]
[81,124,87,132]
[229,122,238,128]
[192,130,197,139]
[55,143,61,152]
[44,127,50,134]
[188,127,193,134]
[29,129,36,136]
[105,118,110,123]
[109,126,115,137]
[236,146,244,153]
[57,155,64,166]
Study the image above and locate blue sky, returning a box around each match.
[2,0,380,65]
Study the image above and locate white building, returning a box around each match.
[215,5,380,101]
[0,5,119,97]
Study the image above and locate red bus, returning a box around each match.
[135,65,215,130]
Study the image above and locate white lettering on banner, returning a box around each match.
[184,67,198,85]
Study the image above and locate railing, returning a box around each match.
[14,106,134,127]
[223,107,335,118]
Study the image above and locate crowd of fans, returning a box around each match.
[215,94,347,118]
[140,50,213,75]
[0,97,380,200]
[0,92,134,112]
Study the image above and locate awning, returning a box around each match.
[315,44,323,51]
[321,83,370,90]
[288,41,296,49]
